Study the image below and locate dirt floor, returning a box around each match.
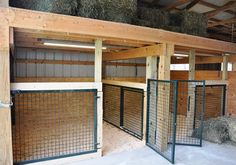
[102,122,144,156]
[68,141,236,165]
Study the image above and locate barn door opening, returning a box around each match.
[146,79,205,164]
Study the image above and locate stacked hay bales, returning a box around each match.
[9,0,78,15]
[77,0,137,24]
[193,116,236,144]
[169,10,208,36]
[9,1,207,36]
[134,7,169,29]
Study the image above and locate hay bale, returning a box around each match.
[193,117,229,144]
[9,0,78,15]
[227,117,236,143]
[137,7,169,28]
[170,10,207,36]
[77,0,137,23]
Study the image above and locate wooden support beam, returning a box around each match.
[163,0,189,11]
[222,55,228,80]
[187,49,195,136]
[185,0,200,10]
[146,56,157,81]
[157,43,173,151]
[103,45,163,61]
[95,39,103,82]
[94,39,103,157]
[205,1,236,19]
[232,63,236,71]
[208,17,236,28]
[0,0,8,7]
[0,25,13,165]
[1,7,236,54]
[189,49,195,80]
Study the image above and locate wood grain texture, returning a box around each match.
[0,25,13,165]
[1,7,236,54]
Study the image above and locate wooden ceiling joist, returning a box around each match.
[199,1,235,16]
[184,0,201,10]
[204,1,236,19]
[208,17,236,28]
[103,44,163,61]
[163,0,189,11]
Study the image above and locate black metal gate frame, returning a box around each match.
[146,79,206,164]
[103,84,144,140]
[146,79,178,164]
[11,89,98,165]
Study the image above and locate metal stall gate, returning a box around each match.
[195,85,226,122]
[146,80,205,163]
[103,84,144,139]
[11,89,98,165]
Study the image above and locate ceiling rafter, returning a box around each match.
[204,1,236,19]
[208,17,236,28]
[163,0,190,11]
[184,0,201,10]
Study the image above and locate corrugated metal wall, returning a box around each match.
[14,47,146,79]
[14,48,94,78]
[106,59,146,78]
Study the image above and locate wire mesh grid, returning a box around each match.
[11,90,97,165]
[146,80,177,163]
[173,80,205,146]
[195,85,226,121]
[103,84,144,139]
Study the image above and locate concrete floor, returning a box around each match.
[68,141,236,165]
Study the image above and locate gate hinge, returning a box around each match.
[96,96,101,99]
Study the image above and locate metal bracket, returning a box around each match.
[0,97,13,109]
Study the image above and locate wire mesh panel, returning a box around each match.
[146,79,205,163]
[103,85,121,127]
[122,88,144,139]
[195,85,226,121]
[146,80,177,163]
[103,84,144,139]
[174,80,205,146]
[11,89,97,165]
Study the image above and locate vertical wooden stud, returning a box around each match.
[0,25,13,165]
[222,55,228,80]
[157,43,173,151]
[0,0,9,7]
[94,39,103,156]
[187,49,196,136]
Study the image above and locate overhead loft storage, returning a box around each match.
[0,1,236,165]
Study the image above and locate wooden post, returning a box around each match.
[222,55,228,80]
[144,56,157,142]
[0,0,8,7]
[157,43,173,151]
[232,63,236,71]
[189,49,195,80]
[187,49,196,136]
[95,39,103,156]
[0,25,13,165]
[146,56,157,81]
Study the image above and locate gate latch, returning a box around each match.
[0,99,13,108]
